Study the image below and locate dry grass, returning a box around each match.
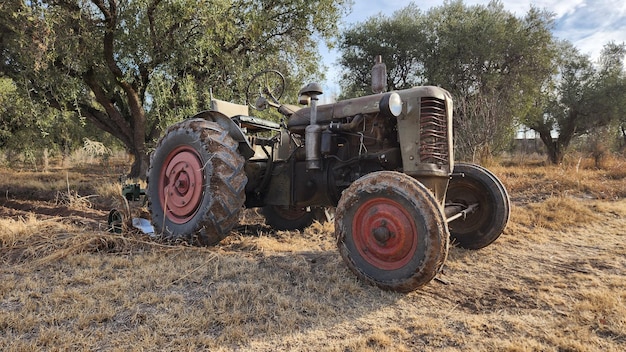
[495,155,626,201]
[1,157,625,351]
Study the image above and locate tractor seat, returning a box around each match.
[210,99,249,118]
[210,98,280,133]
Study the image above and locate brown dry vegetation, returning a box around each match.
[0,156,625,351]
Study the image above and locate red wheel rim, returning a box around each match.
[352,197,418,270]
[158,146,205,224]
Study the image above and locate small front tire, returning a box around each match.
[446,163,510,249]
[335,171,449,292]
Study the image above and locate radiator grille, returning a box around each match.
[419,97,449,165]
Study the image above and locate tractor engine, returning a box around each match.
[262,84,454,210]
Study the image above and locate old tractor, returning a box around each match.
[146,60,510,292]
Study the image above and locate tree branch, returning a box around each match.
[82,68,133,142]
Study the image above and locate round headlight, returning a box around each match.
[380,92,403,117]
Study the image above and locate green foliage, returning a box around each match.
[338,1,556,162]
[1,0,350,176]
[0,75,116,167]
[339,3,426,97]
[0,78,26,149]
[1,78,68,157]
[523,42,626,164]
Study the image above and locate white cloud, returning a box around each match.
[552,0,626,58]
[530,0,586,18]
[572,28,626,59]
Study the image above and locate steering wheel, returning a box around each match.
[245,70,286,110]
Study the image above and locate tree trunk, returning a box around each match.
[122,87,148,180]
[537,129,564,164]
[547,142,564,164]
[42,148,49,172]
[129,148,150,180]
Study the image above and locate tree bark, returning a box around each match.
[81,72,148,179]
[537,127,564,164]
[129,148,150,180]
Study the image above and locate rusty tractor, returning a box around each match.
[146,59,510,292]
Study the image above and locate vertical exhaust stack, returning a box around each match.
[299,83,324,170]
[371,55,387,94]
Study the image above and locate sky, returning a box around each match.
[319,0,626,98]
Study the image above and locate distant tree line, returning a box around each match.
[1,0,625,171]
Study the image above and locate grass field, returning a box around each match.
[0,156,625,351]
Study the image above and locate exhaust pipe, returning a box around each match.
[299,83,323,170]
[371,55,387,94]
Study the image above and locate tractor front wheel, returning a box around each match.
[335,171,449,292]
[147,118,247,245]
[446,163,510,249]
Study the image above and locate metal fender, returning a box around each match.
[190,110,255,160]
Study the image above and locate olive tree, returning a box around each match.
[523,42,626,164]
[338,0,556,162]
[425,1,556,162]
[1,0,349,177]
[338,3,427,97]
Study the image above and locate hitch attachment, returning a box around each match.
[445,203,479,223]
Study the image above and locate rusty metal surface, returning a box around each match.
[288,94,384,129]
[396,86,454,176]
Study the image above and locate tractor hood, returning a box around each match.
[287,92,402,130]
[287,86,450,129]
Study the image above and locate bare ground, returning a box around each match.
[0,162,625,351]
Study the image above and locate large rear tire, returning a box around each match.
[147,118,247,245]
[446,163,510,249]
[335,171,449,292]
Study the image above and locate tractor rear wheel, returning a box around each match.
[335,171,449,292]
[261,206,325,231]
[446,163,510,249]
[147,118,247,245]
